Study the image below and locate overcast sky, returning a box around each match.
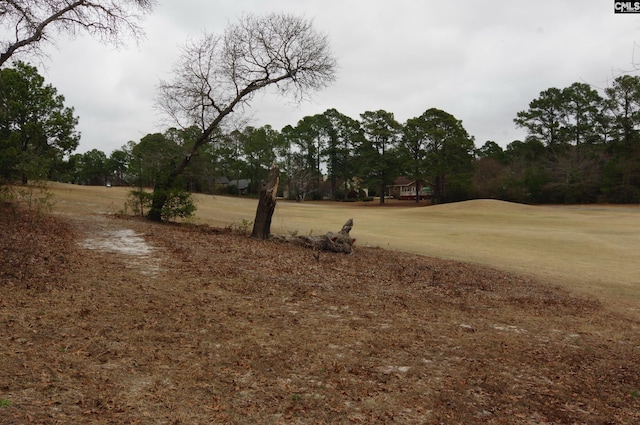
[37,0,640,154]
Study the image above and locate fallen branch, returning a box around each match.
[280,218,356,254]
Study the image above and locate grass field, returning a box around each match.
[49,182,640,305]
[3,182,639,423]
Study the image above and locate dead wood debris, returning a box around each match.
[273,218,356,254]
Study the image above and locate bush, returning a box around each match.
[125,190,153,216]
[0,182,54,217]
[124,188,196,221]
[161,188,196,221]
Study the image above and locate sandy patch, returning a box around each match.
[81,228,161,276]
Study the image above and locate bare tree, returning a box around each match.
[0,0,155,67]
[150,12,337,222]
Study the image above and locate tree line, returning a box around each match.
[0,58,640,203]
[3,60,640,205]
[1,2,639,209]
[481,78,640,204]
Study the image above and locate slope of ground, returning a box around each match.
[1,201,639,424]
[386,200,640,302]
[415,198,542,214]
[47,182,640,304]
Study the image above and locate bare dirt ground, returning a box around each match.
[2,189,640,424]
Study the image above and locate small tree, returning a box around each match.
[150,13,337,221]
[0,0,155,68]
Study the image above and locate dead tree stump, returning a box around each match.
[288,218,356,254]
[251,165,279,239]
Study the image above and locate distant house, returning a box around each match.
[214,176,230,188]
[213,177,252,195]
[228,178,251,195]
[387,177,432,200]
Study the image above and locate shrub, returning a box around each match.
[160,189,196,221]
[125,190,153,216]
[0,182,54,217]
[232,218,253,234]
[124,188,196,221]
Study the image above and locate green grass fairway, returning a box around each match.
[49,182,640,305]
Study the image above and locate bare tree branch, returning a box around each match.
[0,0,156,67]
[156,12,336,146]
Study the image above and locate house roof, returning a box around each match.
[390,176,414,187]
[228,179,251,190]
[388,177,433,187]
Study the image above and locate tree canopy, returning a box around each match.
[356,110,402,204]
[0,61,79,184]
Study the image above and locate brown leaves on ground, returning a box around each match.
[0,202,76,290]
[1,203,639,424]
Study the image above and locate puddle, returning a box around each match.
[82,229,161,276]
[82,229,153,255]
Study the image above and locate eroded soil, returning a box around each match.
[1,203,640,424]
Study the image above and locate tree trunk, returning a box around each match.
[148,188,168,222]
[251,165,280,239]
[434,175,443,204]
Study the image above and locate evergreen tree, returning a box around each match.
[0,61,79,184]
[356,110,402,204]
[411,108,475,203]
